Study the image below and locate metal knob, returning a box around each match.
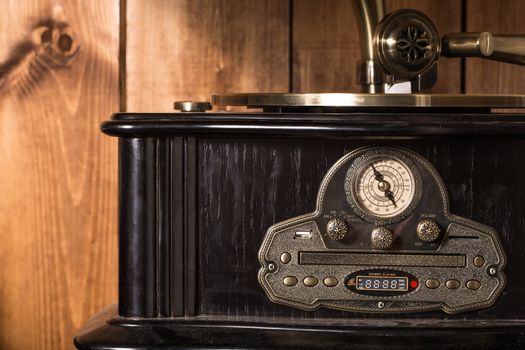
[174,101,212,112]
[416,219,441,242]
[371,227,394,249]
[326,219,348,240]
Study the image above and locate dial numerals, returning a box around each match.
[345,149,422,224]
[354,158,416,219]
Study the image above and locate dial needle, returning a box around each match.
[385,190,397,208]
[371,164,383,181]
[371,164,397,208]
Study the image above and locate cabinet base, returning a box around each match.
[75,305,525,350]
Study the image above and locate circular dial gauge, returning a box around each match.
[354,157,416,218]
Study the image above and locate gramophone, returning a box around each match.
[75,1,525,349]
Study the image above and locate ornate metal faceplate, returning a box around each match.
[258,146,506,314]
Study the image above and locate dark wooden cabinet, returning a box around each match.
[75,112,525,349]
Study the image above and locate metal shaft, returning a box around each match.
[443,32,525,66]
[353,0,385,93]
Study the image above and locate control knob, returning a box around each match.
[371,227,394,249]
[326,219,348,240]
[417,219,441,242]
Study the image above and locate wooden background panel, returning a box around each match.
[126,0,290,112]
[292,0,461,93]
[292,0,360,92]
[0,1,119,349]
[466,0,525,94]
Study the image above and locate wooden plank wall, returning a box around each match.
[0,1,119,349]
[466,1,525,94]
[0,1,523,349]
[126,0,290,112]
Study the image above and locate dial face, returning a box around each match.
[354,157,416,218]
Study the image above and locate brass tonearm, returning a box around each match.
[354,0,525,93]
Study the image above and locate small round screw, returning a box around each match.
[488,267,497,276]
[268,263,276,271]
[378,301,385,309]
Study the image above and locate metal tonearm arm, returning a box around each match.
[443,33,525,66]
[371,8,525,92]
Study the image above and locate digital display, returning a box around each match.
[356,276,408,291]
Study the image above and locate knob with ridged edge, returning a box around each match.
[416,219,441,242]
[371,227,394,249]
[326,218,348,240]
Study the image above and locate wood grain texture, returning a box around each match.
[292,0,360,92]
[292,0,461,93]
[1,0,524,348]
[466,0,525,94]
[197,136,525,319]
[0,1,119,349]
[126,0,290,112]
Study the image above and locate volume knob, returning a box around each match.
[326,219,348,240]
[371,227,394,249]
[416,219,441,242]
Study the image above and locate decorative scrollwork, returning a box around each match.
[396,25,430,64]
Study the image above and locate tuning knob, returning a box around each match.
[371,227,394,249]
[326,219,348,240]
[416,219,441,242]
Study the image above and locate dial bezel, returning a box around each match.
[355,158,415,218]
[345,148,423,225]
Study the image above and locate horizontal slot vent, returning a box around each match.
[299,252,466,267]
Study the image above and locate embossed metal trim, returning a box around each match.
[258,218,506,314]
[257,146,507,314]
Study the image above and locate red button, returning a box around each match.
[410,280,419,289]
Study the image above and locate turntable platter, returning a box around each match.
[212,93,525,109]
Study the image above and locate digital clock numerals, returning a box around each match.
[346,269,418,296]
[356,276,408,291]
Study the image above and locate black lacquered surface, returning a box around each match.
[102,112,525,137]
[197,137,524,319]
[75,305,525,350]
